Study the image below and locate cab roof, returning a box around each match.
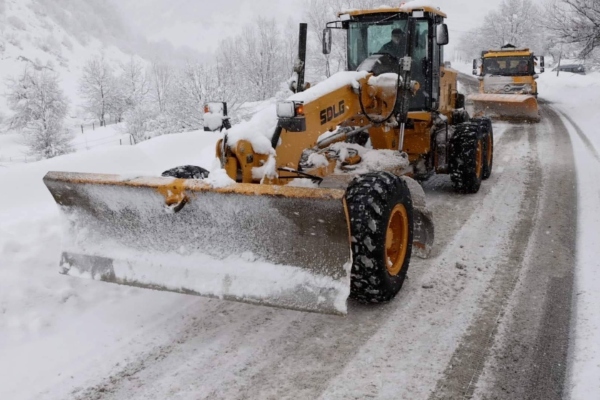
[484,49,533,58]
[338,6,447,19]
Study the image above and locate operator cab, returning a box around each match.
[324,7,448,112]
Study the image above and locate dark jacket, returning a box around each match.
[379,40,405,58]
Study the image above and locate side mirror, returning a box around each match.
[322,28,332,55]
[203,102,230,132]
[472,59,478,75]
[436,24,449,46]
[540,56,545,73]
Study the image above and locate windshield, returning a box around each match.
[347,19,431,110]
[347,20,408,70]
[483,56,533,76]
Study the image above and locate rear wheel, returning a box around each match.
[345,172,414,303]
[450,122,484,193]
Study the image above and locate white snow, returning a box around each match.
[225,102,278,155]
[205,159,236,188]
[399,0,444,12]
[289,71,369,104]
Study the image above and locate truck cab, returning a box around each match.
[473,44,545,98]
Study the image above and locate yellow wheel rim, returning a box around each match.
[475,140,483,178]
[386,204,409,276]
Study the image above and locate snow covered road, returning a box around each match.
[0,76,590,399]
[49,113,580,399]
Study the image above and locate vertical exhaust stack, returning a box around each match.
[292,23,307,94]
[297,23,307,92]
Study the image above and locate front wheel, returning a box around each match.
[345,172,414,303]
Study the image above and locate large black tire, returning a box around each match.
[161,165,210,179]
[345,172,414,303]
[450,122,484,193]
[479,118,494,180]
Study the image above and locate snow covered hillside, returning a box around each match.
[0,0,144,120]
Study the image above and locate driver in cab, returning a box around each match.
[379,28,405,58]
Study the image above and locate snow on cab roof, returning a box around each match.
[338,2,446,18]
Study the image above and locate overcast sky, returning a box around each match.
[113,0,528,57]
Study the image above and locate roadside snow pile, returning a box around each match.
[537,71,600,117]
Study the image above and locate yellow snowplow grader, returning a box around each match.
[469,44,544,122]
[44,6,494,315]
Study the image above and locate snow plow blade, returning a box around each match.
[469,93,540,122]
[43,171,352,315]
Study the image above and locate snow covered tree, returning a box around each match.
[5,66,72,158]
[79,55,117,125]
[545,0,600,58]
[215,17,294,102]
[165,62,205,131]
[150,61,173,113]
[457,0,545,60]
[119,56,150,110]
[123,104,154,144]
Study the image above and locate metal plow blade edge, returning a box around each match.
[469,93,540,122]
[43,171,352,315]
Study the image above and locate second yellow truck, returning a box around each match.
[470,44,545,122]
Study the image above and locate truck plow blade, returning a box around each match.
[43,172,352,315]
[469,93,540,122]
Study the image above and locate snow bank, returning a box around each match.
[536,70,600,399]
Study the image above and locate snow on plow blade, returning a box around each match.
[43,171,352,315]
[469,93,540,122]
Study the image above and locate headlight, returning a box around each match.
[276,101,304,118]
[276,101,296,118]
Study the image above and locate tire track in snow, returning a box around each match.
[554,108,600,163]
[428,119,543,399]
[467,105,576,400]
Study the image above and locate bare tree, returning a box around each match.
[166,62,205,131]
[120,56,150,110]
[545,0,600,57]
[6,66,71,158]
[79,55,116,125]
[215,17,292,102]
[151,61,172,113]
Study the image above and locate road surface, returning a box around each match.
[51,75,578,400]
